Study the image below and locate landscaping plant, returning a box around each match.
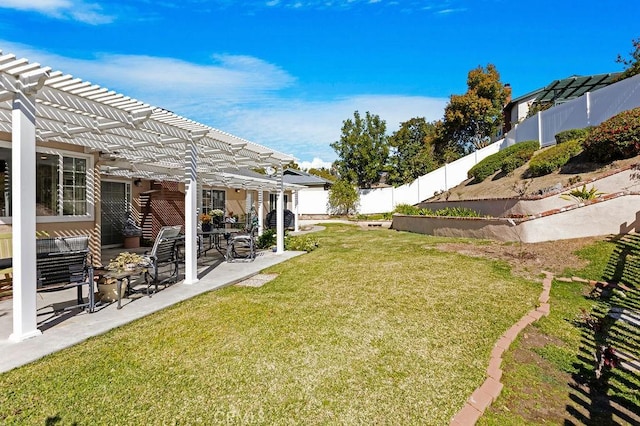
[467,140,539,182]
[527,137,584,176]
[582,107,640,162]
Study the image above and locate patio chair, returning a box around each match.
[143,225,182,293]
[225,208,258,262]
[36,235,95,312]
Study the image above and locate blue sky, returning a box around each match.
[0,0,637,168]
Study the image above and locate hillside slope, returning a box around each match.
[428,151,640,202]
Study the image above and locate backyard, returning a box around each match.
[0,224,634,424]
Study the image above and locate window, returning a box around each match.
[0,146,92,219]
[201,189,225,215]
[269,193,288,211]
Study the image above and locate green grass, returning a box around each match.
[0,224,541,425]
[481,236,640,425]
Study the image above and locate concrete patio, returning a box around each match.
[0,248,303,373]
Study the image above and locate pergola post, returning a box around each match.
[9,91,41,341]
[257,189,264,236]
[183,133,201,285]
[276,165,285,254]
[293,190,299,232]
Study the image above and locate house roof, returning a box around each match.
[509,72,622,106]
[0,49,295,191]
[283,169,333,186]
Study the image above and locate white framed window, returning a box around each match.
[0,142,95,223]
[201,188,226,214]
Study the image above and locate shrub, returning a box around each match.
[468,140,539,182]
[583,107,640,162]
[256,228,276,249]
[501,143,539,174]
[555,128,591,144]
[285,234,319,252]
[527,138,584,176]
[433,207,483,217]
[393,203,422,215]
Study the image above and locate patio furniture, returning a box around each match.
[99,267,148,310]
[0,233,12,299]
[226,208,258,262]
[36,235,95,313]
[144,225,182,293]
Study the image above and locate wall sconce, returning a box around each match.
[234,188,240,193]
[134,178,142,187]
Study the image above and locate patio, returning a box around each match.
[0,247,303,373]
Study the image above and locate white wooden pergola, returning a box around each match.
[0,50,298,342]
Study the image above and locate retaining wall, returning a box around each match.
[393,193,640,243]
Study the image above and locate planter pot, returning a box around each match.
[97,276,126,302]
[123,235,140,249]
[202,223,212,232]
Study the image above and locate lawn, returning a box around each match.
[0,224,541,425]
[480,236,640,424]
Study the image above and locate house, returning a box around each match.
[282,169,334,218]
[0,49,299,342]
[503,72,622,133]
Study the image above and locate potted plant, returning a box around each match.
[97,252,149,302]
[206,209,224,229]
[122,216,143,249]
[199,212,213,232]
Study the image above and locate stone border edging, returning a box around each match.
[450,271,553,425]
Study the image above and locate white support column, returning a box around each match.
[244,189,250,225]
[293,190,299,232]
[183,134,201,285]
[10,91,41,342]
[276,166,284,254]
[257,189,264,236]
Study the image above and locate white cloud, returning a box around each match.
[219,94,447,162]
[0,41,447,164]
[299,157,333,170]
[0,0,114,24]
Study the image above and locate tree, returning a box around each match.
[307,167,336,181]
[441,64,511,153]
[331,111,389,188]
[615,37,640,82]
[387,117,439,186]
[327,179,359,215]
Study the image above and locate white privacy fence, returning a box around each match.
[300,141,505,215]
[299,73,640,215]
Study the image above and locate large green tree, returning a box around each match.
[331,111,389,188]
[307,167,336,181]
[387,117,439,186]
[441,64,510,153]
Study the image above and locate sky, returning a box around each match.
[0,1,637,169]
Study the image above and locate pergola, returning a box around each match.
[0,50,299,342]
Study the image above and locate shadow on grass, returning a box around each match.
[566,233,640,425]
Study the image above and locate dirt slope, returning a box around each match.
[428,151,640,202]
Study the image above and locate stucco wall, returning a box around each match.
[393,193,640,243]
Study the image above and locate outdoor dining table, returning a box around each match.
[98,267,148,310]
[198,228,241,257]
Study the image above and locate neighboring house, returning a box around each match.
[503,72,622,134]
[283,169,333,217]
